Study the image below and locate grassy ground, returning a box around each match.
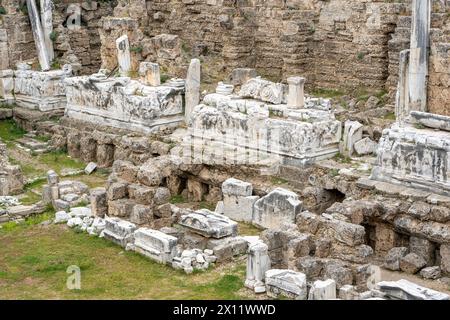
[0,216,252,300]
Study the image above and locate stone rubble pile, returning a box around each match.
[42,170,90,211]
[172,249,217,274]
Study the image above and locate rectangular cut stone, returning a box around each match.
[308,279,337,300]
[377,279,449,300]
[102,217,136,248]
[184,91,341,166]
[139,62,160,86]
[64,76,184,134]
[179,209,238,238]
[223,194,259,223]
[0,70,14,103]
[265,269,307,300]
[133,228,178,264]
[395,49,410,123]
[252,188,302,229]
[410,111,450,132]
[371,124,450,196]
[14,68,71,112]
[116,35,132,77]
[222,178,253,196]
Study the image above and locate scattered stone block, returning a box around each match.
[409,236,435,266]
[308,279,337,300]
[54,211,70,224]
[400,253,427,274]
[377,279,449,300]
[90,188,108,217]
[440,244,450,275]
[207,236,248,262]
[384,247,409,271]
[179,209,238,238]
[420,266,441,280]
[253,188,302,229]
[339,285,360,300]
[85,162,97,175]
[342,120,363,157]
[354,137,377,156]
[265,269,307,300]
[132,228,178,264]
[102,217,136,248]
[108,199,135,218]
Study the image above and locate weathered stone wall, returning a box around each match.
[0,0,115,74]
[141,0,407,92]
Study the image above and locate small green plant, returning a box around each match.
[329,168,340,177]
[271,176,289,185]
[130,46,143,54]
[357,52,366,60]
[333,153,352,164]
[0,6,7,15]
[49,31,58,42]
[160,74,170,84]
[169,194,185,204]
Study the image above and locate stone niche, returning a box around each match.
[13,65,72,113]
[64,73,185,134]
[184,77,341,167]
[371,119,450,196]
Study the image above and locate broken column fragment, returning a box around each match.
[26,0,50,71]
[287,77,305,108]
[342,120,363,157]
[245,242,271,293]
[395,49,410,124]
[308,279,337,300]
[40,0,54,62]
[377,279,449,300]
[408,0,430,113]
[185,58,201,120]
[116,35,132,77]
[139,62,160,86]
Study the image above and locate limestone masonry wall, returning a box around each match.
[1,0,450,113]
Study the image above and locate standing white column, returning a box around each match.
[40,0,54,62]
[185,58,201,120]
[26,0,50,71]
[139,62,160,86]
[408,0,430,112]
[116,35,132,77]
[395,49,410,125]
[245,242,271,293]
[287,76,305,108]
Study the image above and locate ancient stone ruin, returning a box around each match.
[1,0,450,302]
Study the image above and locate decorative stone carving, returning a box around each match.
[64,76,184,133]
[102,217,137,247]
[215,82,234,96]
[179,209,238,238]
[265,269,307,300]
[342,120,363,157]
[239,77,287,104]
[308,279,337,300]
[377,279,449,300]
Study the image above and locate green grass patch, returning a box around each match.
[238,222,263,236]
[333,153,352,164]
[270,176,289,185]
[0,119,26,142]
[310,88,345,99]
[0,222,249,299]
[38,151,85,174]
[169,194,186,204]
